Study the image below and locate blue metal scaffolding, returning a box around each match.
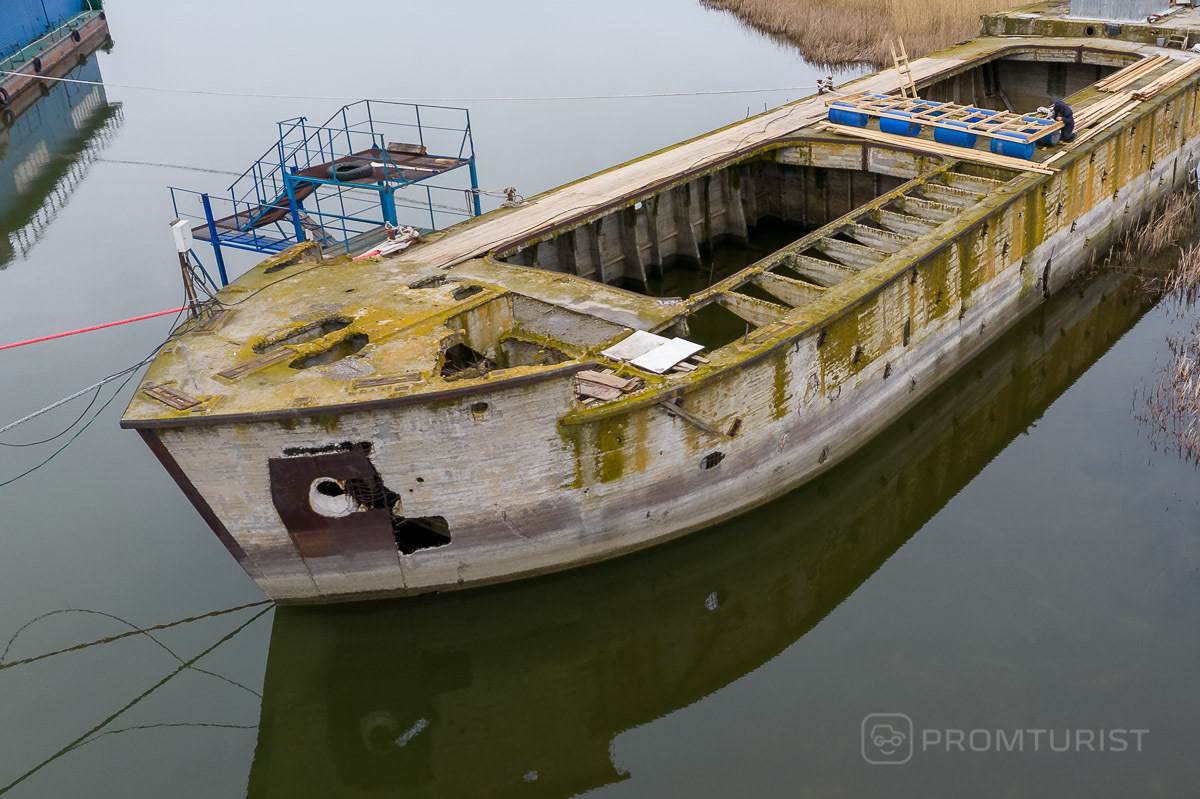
[170,100,481,284]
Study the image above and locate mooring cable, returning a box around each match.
[0,600,274,672]
[0,69,817,102]
[0,605,273,795]
[0,306,188,353]
[0,307,197,485]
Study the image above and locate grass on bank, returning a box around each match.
[701,0,1024,69]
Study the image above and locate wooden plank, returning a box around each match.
[351,371,422,389]
[1098,55,1171,92]
[576,370,642,391]
[576,382,623,401]
[820,123,1058,174]
[1132,58,1200,100]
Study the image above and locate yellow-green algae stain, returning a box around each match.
[772,353,790,420]
[594,415,629,484]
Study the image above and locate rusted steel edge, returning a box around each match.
[121,361,593,429]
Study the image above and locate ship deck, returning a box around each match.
[121,26,1193,429]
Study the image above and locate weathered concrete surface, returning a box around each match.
[123,27,1200,602]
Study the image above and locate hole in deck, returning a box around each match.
[256,317,353,354]
[452,284,484,301]
[289,334,369,369]
[441,343,493,380]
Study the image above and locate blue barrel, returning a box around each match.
[963,107,1000,130]
[828,103,868,127]
[990,134,1035,160]
[880,111,921,137]
[934,120,977,148]
[1021,115,1060,146]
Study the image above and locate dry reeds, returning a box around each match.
[1135,312,1200,468]
[1124,190,1199,264]
[1120,189,1200,467]
[700,0,1024,69]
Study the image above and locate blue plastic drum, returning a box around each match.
[1020,116,1061,146]
[828,103,868,127]
[880,111,922,137]
[990,134,1035,160]
[934,120,978,148]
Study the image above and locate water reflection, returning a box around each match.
[0,53,122,268]
[247,269,1155,798]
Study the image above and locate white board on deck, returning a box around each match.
[631,338,705,374]
[601,330,670,361]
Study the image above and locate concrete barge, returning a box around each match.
[122,3,1200,603]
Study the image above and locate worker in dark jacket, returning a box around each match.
[1053,99,1075,142]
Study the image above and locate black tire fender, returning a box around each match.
[329,162,374,182]
[0,87,9,106]
[32,56,42,73]
[71,29,82,43]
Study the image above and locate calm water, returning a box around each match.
[1,2,1198,796]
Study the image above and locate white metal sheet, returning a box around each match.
[601,330,670,362]
[631,337,705,374]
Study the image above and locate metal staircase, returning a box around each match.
[170,100,482,283]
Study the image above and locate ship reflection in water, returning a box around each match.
[246,268,1156,798]
[1,52,122,269]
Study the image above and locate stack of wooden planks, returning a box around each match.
[1042,101,1139,164]
[1132,58,1200,100]
[1073,91,1138,129]
[1096,55,1171,93]
[574,370,644,404]
[819,123,1058,174]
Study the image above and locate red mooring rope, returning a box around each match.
[0,307,188,352]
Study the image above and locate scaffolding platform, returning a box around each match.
[171,100,481,284]
[827,92,1063,144]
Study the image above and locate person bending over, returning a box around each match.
[1053,99,1075,142]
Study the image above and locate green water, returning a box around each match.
[2,1,1199,797]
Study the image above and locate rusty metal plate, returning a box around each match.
[194,308,230,333]
[143,385,202,411]
[216,347,296,382]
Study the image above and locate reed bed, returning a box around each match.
[1112,189,1200,468]
[701,0,1024,69]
